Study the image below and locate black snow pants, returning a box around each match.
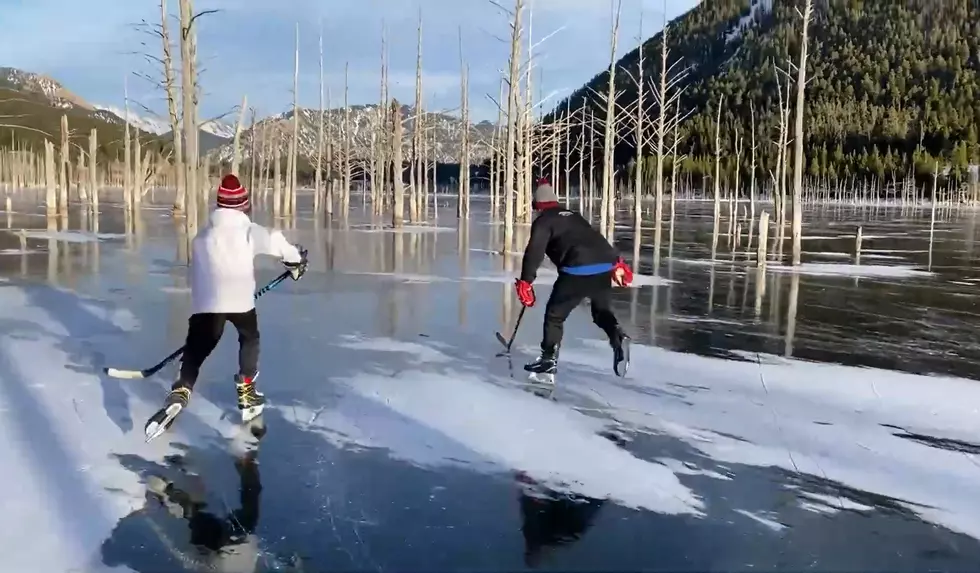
[175,309,259,390]
[541,273,619,354]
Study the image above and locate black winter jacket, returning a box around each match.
[519,206,618,283]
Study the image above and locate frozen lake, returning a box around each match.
[2,193,980,572]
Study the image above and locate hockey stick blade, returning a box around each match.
[104,367,148,379]
[495,332,509,349]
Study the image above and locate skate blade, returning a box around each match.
[145,403,183,443]
[614,340,631,378]
[527,372,556,385]
[241,405,264,424]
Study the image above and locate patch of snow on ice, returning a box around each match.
[733,509,787,533]
[0,248,36,255]
[352,225,456,234]
[6,229,125,243]
[629,274,676,287]
[768,263,933,278]
[341,271,451,284]
[805,251,851,258]
[799,491,875,513]
[331,365,704,516]
[556,338,980,540]
[862,254,906,261]
[667,315,742,326]
[336,334,453,364]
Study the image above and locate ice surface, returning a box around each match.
[3,199,980,569]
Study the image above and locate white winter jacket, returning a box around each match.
[190,208,303,315]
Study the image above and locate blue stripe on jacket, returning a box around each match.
[560,262,614,275]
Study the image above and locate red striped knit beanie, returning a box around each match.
[217,174,249,211]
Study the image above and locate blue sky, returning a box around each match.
[0,0,697,123]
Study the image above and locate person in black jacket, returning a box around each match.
[515,179,633,382]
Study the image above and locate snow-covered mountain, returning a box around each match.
[209,104,497,166]
[93,105,235,140]
[93,105,172,135]
[0,67,93,109]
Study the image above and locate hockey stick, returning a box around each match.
[104,270,293,379]
[494,306,526,357]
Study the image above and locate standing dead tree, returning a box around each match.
[457,26,472,219]
[315,23,325,214]
[491,0,525,253]
[410,12,424,223]
[288,23,300,217]
[749,102,758,220]
[391,99,405,227]
[231,95,248,175]
[791,0,814,266]
[599,0,622,240]
[178,0,204,236]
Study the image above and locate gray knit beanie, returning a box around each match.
[533,178,558,204]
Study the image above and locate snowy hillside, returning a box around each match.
[725,0,774,43]
[209,104,497,165]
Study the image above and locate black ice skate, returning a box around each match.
[611,328,631,377]
[236,373,266,424]
[145,386,192,443]
[524,350,558,386]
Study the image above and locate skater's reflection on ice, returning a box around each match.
[100,419,303,573]
[516,471,605,568]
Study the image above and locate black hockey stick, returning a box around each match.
[494,306,526,357]
[104,270,293,379]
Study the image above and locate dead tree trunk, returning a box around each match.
[502,0,525,253]
[179,0,200,231]
[315,26,325,214]
[599,0,622,239]
[59,114,69,213]
[289,23,300,216]
[160,0,184,214]
[391,99,405,227]
[89,128,99,212]
[749,101,757,220]
[232,95,248,175]
[457,27,471,219]
[791,0,813,266]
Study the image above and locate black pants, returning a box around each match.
[176,310,259,390]
[542,273,619,354]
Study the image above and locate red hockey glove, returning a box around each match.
[612,257,633,287]
[514,279,536,307]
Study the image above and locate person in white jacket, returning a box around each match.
[163,174,307,424]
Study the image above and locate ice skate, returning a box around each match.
[236,373,266,424]
[524,349,557,386]
[611,328,630,378]
[145,386,192,443]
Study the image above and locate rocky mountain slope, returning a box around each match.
[0,67,166,160]
[551,0,980,182]
[208,104,496,166]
